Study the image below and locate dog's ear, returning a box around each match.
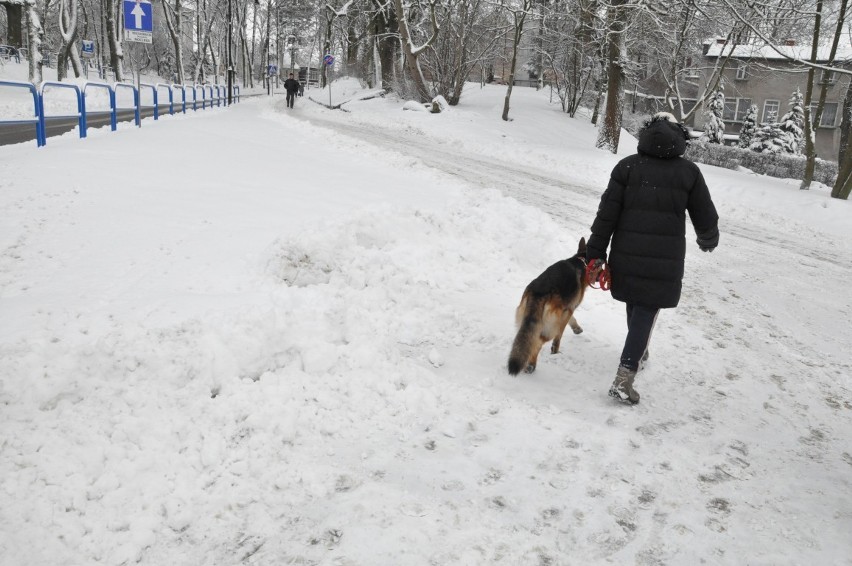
[578,237,587,255]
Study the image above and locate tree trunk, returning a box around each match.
[104,0,123,81]
[391,0,437,102]
[25,0,44,84]
[58,0,83,80]
[832,80,852,199]
[375,2,397,90]
[799,0,823,190]
[163,0,186,83]
[595,0,626,153]
[501,10,525,121]
[4,3,24,47]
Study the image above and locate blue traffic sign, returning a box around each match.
[81,40,95,58]
[124,0,152,32]
[323,55,334,66]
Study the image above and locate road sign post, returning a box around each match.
[323,55,334,107]
[123,0,153,44]
[267,64,277,95]
[81,40,95,79]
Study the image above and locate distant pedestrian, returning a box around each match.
[284,73,300,109]
[586,112,719,405]
[298,81,304,97]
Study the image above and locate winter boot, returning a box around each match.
[608,366,640,405]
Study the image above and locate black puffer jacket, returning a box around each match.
[587,118,719,309]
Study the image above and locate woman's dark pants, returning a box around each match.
[620,304,659,371]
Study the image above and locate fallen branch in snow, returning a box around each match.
[307,90,386,112]
[306,96,350,112]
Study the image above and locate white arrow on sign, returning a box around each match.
[131,2,145,29]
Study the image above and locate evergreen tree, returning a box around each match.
[778,88,805,155]
[701,90,726,144]
[749,122,787,154]
[738,105,758,149]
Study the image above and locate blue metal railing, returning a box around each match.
[114,83,140,126]
[194,84,205,110]
[172,84,187,114]
[156,83,174,115]
[0,80,45,146]
[2,80,243,147]
[41,81,85,139]
[82,82,117,134]
[138,82,158,120]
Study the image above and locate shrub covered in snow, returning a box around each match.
[686,139,837,185]
[738,105,758,149]
[749,88,806,155]
[701,90,725,144]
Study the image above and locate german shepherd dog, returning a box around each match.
[508,238,591,376]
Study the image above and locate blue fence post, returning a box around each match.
[114,83,140,127]
[82,82,117,134]
[80,88,88,137]
[138,83,157,121]
[157,83,174,115]
[40,81,85,140]
[36,90,45,146]
[174,84,186,113]
[110,87,117,130]
[0,80,44,147]
[206,85,214,109]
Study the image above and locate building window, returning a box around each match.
[820,70,837,85]
[809,102,839,127]
[763,99,780,122]
[723,99,737,121]
[723,98,752,122]
[735,62,748,80]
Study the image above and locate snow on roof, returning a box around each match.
[704,38,852,62]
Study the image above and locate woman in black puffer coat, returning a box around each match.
[587,112,719,405]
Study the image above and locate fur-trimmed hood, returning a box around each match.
[637,112,688,158]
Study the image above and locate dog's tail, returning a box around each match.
[508,296,543,376]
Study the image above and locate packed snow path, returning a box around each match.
[1,87,850,565]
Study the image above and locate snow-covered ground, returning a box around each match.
[1,79,851,565]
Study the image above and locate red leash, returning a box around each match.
[585,260,611,291]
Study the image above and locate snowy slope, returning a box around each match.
[1,82,851,566]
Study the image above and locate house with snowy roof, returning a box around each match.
[696,37,852,161]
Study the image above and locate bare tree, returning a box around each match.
[595,0,627,152]
[499,0,531,121]
[801,0,847,190]
[163,0,187,83]
[392,0,441,101]
[103,0,123,80]
[57,0,83,79]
